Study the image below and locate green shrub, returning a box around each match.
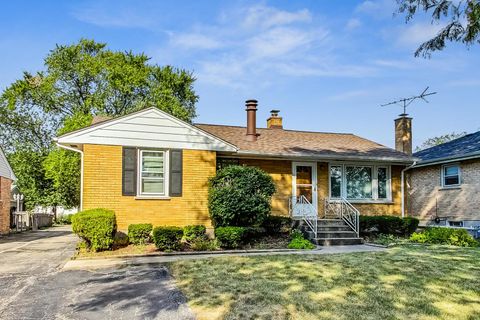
[288,238,315,249]
[287,229,315,249]
[262,216,292,235]
[290,229,304,240]
[113,231,129,247]
[71,208,117,252]
[183,225,207,242]
[128,223,153,245]
[208,165,276,227]
[215,226,247,248]
[410,227,478,247]
[360,216,419,237]
[152,226,183,251]
[190,238,219,251]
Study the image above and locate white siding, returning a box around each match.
[57,108,237,152]
[0,147,15,180]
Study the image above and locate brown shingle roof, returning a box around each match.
[195,124,413,162]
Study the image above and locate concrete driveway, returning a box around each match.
[0,226,194,320]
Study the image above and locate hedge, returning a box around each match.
[183,225,207,242]
[360,216,419,237]
[410,227,478,247]
[128,223,153,245]
[71,208,117,252]
[215,226,247,248]
[152,226,183,251]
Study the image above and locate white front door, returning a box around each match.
[292,162,317,217]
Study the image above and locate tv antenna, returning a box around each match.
[381,87,437,116]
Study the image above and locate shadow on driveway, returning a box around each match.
[67,266,193,319]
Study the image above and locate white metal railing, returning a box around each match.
[289,195,318,236]
[324,198,360,237]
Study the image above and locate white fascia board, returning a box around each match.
[233,150,415,164]
[56,108,238,152]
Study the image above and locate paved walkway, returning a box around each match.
[0,226,194,320]
[64,244,385,270]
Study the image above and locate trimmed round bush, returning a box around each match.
[208,165,276,227]
[410,227,478,247]
[152,226,183,251]
[114,231,129,248]
[215,226,247,248]
[183,225,207,242]
[71,208,117,252]
[128,223,153,245]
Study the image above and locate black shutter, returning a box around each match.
[169,150,183,197]
[122,147,137,196]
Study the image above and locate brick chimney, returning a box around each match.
[267,110,283,129]
[395,114,412,155]
[245,99,258,141]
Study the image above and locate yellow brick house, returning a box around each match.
[56,100,414,244]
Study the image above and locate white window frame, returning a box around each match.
[441,163,461,188]
[328,163,392,203]
[137,149,169,197]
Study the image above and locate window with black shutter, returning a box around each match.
[169,150,183,197]
[122,147,137,196]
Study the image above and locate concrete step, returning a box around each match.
[317,226,353,232]
[317,219,347,226]
[314,237,364,246]
[317,231,357,238]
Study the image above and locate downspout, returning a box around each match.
[401,161,416,218]
[56,143,84,211]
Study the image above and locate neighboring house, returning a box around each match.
[407,131,480,230]
[0,146,16,234]
[55,100,414,243]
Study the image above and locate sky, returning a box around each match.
[1,0,479,149]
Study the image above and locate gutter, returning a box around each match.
[401,161,416,218]
[56,143,84,211]
[413,151,480,168]
[232,150,415,164]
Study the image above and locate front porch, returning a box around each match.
[219,157,405,245]
[290,196,363,245]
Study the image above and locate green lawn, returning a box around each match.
[169,245,480,320]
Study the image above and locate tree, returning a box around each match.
[1,39,199,209]
[208,166,276,227]
[397,0,480,57]
[7,149,54,209]
[415,131,467,151]
[0,39,198,152]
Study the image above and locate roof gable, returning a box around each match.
[0,146,15,180]
[414,131,480,163]
[56,108,237,152]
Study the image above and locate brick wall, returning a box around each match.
[407,159,480,224]
[238,159,403,217]
[82,144,404,230]
[0,176,12,234]
[82,144,216,231]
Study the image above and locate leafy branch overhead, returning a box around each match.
[397,0,480,57]
[0,39,198,209]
